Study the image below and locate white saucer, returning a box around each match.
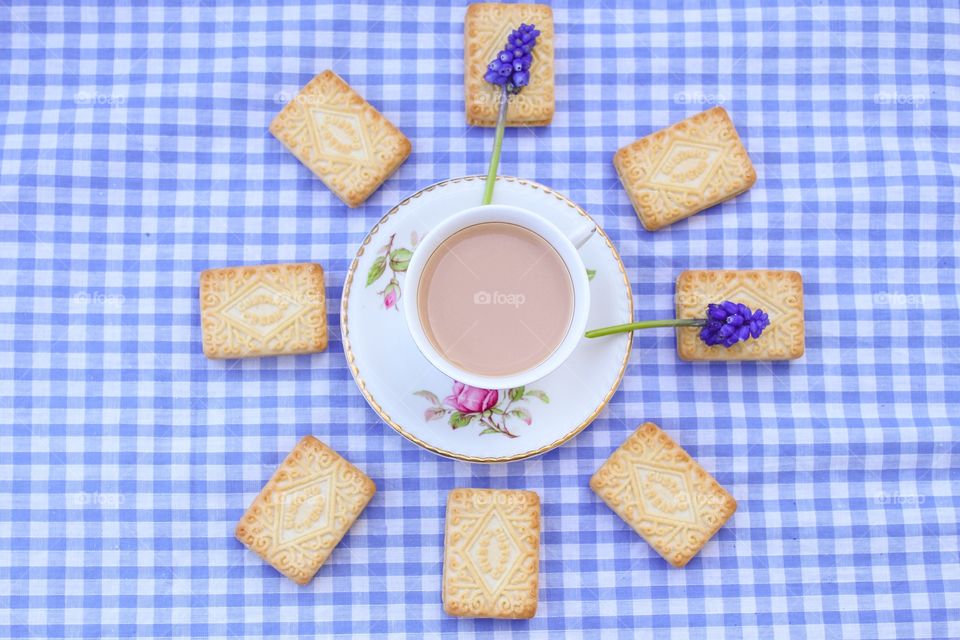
[341,176,632,463]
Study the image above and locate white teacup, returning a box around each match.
[404,204,594,389]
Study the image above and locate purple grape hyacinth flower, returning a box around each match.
[483,23,540,93]
[699,301,770,348]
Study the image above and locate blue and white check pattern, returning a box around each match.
[1,1,958,638]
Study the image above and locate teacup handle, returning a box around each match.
[566,222,596,249]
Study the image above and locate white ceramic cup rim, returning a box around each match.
[403,204,592,390]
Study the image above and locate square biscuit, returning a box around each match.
[676,270,805,361]
[614,106,756,231]
[270,70,411,207]
[443,488,540,619]
[200,263,328,359]
[590,422,737,568]
[235,435,376,585]
[464,3,555,127]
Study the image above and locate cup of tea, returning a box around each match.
[404,204,594,389]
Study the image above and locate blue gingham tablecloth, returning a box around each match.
[1,1,958,638]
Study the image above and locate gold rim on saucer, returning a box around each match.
[340,175,633,463]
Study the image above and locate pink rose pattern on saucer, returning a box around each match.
[414,382,549,438]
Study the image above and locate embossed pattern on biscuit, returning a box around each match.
[464,3,555,127]
[614,106,756,230]
[235,435,376,585]
[443,488,540,618]
[590,422,737,568]
[270,70,411,207]
[200,263,327,359]
[675,270,805,361]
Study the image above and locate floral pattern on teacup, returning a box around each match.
[366,231,419,310]
[366,222,594,313]
[414,381,549,439]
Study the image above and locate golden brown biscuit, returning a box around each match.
[464,4,554,126]
[590,422,737,568]
[200,263,327,359]
[442,488,540,618]
[675,270,805,361]
[270,70,411,207]
[614,106,756,231]
[235,435,376,585]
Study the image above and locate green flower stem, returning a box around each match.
[481,85,510,205]
[584,318,707,339]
